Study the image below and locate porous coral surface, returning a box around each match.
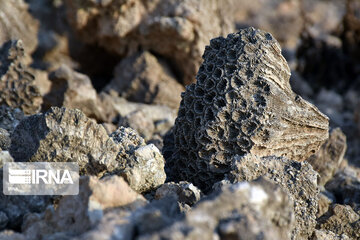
[167,27,329,190]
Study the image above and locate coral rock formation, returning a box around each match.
[10,109,166,192]
[166,27,329,190]
[0,40,42,114]
[106,51,184,109]
[64,0,236,85]
[10,107,120,175]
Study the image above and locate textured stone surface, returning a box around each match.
[228,154,319,240]
[10,107,120,176]
[64,0,235,85]
[155,181,202,206]
[111,127,166,193]
[22,175,146,240]
[139,178,294,240]
[0,106,24,133]
[0,0,39,58]
[166,27,329,190]
[0,128,10,151]
[308,128,347,186]
[317,204,360,239]
[10,108,166,192]
[0,151,13,169]
[44,65,109,122]
[106,51,184,109]
[0,40,42,114]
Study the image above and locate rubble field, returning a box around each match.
[0,0,360,239]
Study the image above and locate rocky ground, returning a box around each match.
[0,0,360,239]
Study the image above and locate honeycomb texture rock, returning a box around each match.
[228,154,319,240]
[0,40,42,114]
[64,0,236,85]
[167,27,329,190]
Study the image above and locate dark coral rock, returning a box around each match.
[166,27,329,191]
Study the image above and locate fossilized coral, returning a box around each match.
[166,27,329,191]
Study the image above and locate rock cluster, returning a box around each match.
[0,0,359,238]
[140,177,294,240]
[166,27,329,191]
[10,107,165,193]
[64,0,236,85]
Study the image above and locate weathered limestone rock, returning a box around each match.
[0,40,42,114]
[22,175,146,240]
[308,128,347,186]
[317,204,360,239]
[166,27,329,190]
[64,0,236,85]
[111,127,166,193]
[10,108,166,192]
[0,0,39,58]
[106,51,184,109]
[155,181,202,206]
[228,154,319,240]
[10,107,120,175]
[139,178,294,240]
[44,65,109,122]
